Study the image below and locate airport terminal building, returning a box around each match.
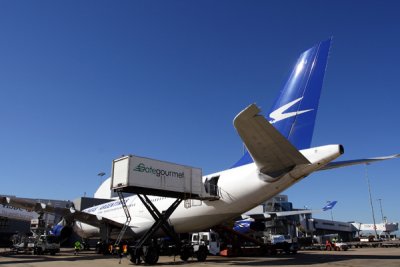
[0,195,109,247]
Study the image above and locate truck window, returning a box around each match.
[192,235,198,242]
[201,235,209,241]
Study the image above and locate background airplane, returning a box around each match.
[0,203,38,222]
[234,201,338,234]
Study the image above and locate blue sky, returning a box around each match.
[1,1,399,225]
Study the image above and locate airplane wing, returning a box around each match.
[0,196,72,217]
[273,200,337,216]
[243,210,313,220]
[233,104,310,176]
[65,208,124,229]
[0,196,124,229]
[320,154,400,170]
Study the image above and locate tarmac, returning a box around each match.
[1,247,399,267]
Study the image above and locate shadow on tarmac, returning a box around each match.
[1,250,400,266]
[196,252,400,266]
[0,249,113,265]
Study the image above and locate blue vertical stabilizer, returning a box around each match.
[232,39,331,168]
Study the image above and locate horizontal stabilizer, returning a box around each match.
[233,104,309,176]
[320,154,400,170]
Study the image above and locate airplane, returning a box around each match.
[2,38,399,264]
[351,221,399,237]
[234,201,338,233]
[0,202,38,222]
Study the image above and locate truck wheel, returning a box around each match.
[180,253,190,261]
[180,245,193,261]
[144,246,159,265]
[196,246,208,262]
[129,251,142,265]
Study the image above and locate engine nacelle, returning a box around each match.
[51,224,73,242]
[233,219,265,233]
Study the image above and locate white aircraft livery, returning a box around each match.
[2,39,399,264]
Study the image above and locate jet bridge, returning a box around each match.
[110,154,219,264]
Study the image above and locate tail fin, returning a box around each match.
[232,39,331,168]
[322,200,337,211]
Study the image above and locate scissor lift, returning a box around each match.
[114,191,218,264]
[110,155,219,264]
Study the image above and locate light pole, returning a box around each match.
[377,198,385,223]
[365,164,378,239]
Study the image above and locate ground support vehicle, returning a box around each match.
[10,234,60,255]
[325,240,348,251]
[213,225,298,257]
[32,235,60,255]
[191,231,220,255]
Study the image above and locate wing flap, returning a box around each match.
[233,104,310,176]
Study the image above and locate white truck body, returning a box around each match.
[111,155,206,198]
[191,231,220,255]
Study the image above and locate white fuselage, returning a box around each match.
[74,144,343,239]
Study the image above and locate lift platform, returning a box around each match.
[110,154,218,264]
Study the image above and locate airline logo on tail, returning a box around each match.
[269,97,313,124]
[231,38,332,168]
[322,201,337,211]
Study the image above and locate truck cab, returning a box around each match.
[191,231,220,255]
[34,234,60,255]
